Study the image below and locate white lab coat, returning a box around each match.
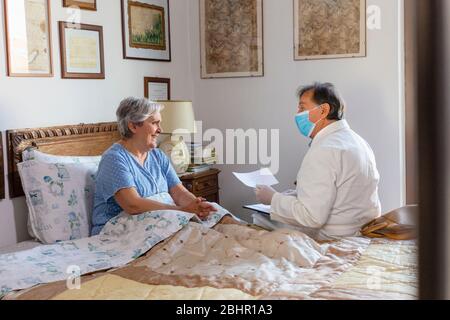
[264,120,381,240]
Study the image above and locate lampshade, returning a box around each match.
[157,100,197,134]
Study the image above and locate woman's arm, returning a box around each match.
[114,185,218,218]
[115,187,179,215]
[169,183,197,207]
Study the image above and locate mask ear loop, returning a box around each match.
[308,105,328,139]
[315,104,328,126]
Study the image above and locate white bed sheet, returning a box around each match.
[0,240,42,255]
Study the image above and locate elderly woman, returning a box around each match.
[91,97,218,236]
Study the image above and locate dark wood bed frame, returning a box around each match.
[6,122,120,198]
[0,132,4,200]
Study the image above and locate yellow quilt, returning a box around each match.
[52,274,258,300]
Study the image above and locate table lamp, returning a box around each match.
[157,100,196,174]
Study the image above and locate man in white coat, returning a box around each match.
[255,82,381,240]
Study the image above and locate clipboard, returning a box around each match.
[243,204,271,215]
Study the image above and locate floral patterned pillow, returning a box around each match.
[17,160,100,244]
[22,149,101,164]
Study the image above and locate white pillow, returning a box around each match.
[21,149,102,241]
[18,160,100,244]
[22,149,101,164]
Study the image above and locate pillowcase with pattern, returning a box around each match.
[22,149,101,164]
[18,160,100,244]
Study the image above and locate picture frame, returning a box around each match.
[121,0,171,61]
[58,22,105,79]
[144,77,171,101]
[294,0,366,60]
[199,0,264,79]
[3,0,53,77]
[62,0,97,11]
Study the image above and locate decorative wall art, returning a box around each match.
[59,22,105,79]
[200,0,264,78]
[144,77,171,101]
[62,0,97,11]
[121,0,171,61]
[294,0,366,60]
[3,0,53,77]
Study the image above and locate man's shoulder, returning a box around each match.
[318,126,367,149]
[308,129,357,159]
[315,128,375,162]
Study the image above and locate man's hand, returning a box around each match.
[255,185,277,205]
[181,197,217,219]
[219,215,245,225]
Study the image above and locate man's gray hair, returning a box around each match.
[297,82,345,120]
[116,97,164,139]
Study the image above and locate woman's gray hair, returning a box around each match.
[116,97,164,139]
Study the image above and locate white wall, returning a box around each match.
[188,0,406,222]
[0,0,194,247]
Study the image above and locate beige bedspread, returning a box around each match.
[4,222,417,300]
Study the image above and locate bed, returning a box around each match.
[0,122,418,300]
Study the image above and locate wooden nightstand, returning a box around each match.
[179,168,220,204]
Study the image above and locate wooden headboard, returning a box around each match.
[0,132,5,200]
[7,122,120,198]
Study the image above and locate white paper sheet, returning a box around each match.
[232,168,279,188]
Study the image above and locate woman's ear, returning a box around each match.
[127,122,137,134]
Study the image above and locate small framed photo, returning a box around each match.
[144,77,171,101]
[62,0,97,11]
[58,22,105,79]
[294,0,366,60]
[200,0,264,79]
[3,0,53,77]
[121,0,171,61]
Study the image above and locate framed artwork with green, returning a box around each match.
[63,0,97,11]
[121,0,171,61]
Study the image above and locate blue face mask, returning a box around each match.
[295,106,322,138]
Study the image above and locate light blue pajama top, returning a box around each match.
[91,143,181,236]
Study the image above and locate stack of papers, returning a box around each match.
[232,168,279,188]
[233,168,278,216]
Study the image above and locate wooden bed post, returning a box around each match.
[417,0,449,300]
[0,132,4,200]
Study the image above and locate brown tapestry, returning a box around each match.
[202,0,262,76]
[296,0,365,59]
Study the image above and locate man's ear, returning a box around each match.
[321,103,331,118]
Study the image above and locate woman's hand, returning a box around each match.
[181,197,218,219]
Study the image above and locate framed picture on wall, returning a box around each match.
[294,0,366,60]
[144,77,171,101]
[200,0,264,79]
[3,0,53,77]
[121,0,171,61]
[62,0,97,11]
[58,22,105,79]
